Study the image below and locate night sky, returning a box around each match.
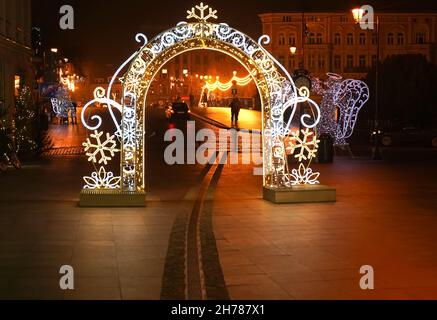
[32,0,437,78]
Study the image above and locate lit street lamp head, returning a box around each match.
[351,7,365,24]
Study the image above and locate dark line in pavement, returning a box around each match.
[160,152,218,300]
[199,153,230,300]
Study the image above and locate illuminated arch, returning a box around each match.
[81,3,321,200]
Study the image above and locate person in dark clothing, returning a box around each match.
[189,94,195,109]
[230,98,241,125]
[71,102,78,125]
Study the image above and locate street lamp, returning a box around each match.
[351,7,382,160]
[351,8,365,23]
[51,48,58,53]
[290,46,297,55]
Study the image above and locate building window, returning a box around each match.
[347,33,354,45]
[371,33,378,45]
[288,35,296,46]
[278,55,285,66]
[308,54,316,68]
[288,56,295,71]
[346,55,354,69]
[359,33,366,45]
[387,33,394,45]
[318,55,325,69]
[397,33,405,45]
[371,55,378,68]
[308,33,316,44]
[415,32,426,44]
[334,33,341,45]
[283,16,292,23]
[334,55,341,70]
[279,34,286,46]
[316,33,323,44]
[359,55,366,68]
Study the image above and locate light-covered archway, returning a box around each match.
[80,3,326,206]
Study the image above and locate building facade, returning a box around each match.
[0,0,33,114]
[259,12,437,79]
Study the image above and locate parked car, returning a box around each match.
[165,101,190,122]
[379,127,437,148]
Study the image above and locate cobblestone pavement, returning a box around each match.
[212,153,437,300]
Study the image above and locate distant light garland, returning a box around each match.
[199,71,252,107]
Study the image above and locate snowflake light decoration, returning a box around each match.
[83,167,121,190]
[286,164,320,186]
[187,2,218,22]
[83,131,119,165]
[286,129,320,162]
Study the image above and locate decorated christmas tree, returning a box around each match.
[14,86,38,154]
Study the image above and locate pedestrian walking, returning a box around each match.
[70,101,78,125]
[230,97,241,125]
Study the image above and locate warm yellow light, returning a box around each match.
[162,69,168,74]
[14,75,20,90]
[290,46,297,55]
[51,48,58,53]
[183,69,188,75]
[352,8,365,24]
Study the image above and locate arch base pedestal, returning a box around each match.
[79,189,146,207]
[263,186,337,204]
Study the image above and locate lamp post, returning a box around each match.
[352,7,382,160]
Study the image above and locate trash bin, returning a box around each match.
[318,134,334,163]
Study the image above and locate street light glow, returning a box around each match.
[352,8,365,24]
